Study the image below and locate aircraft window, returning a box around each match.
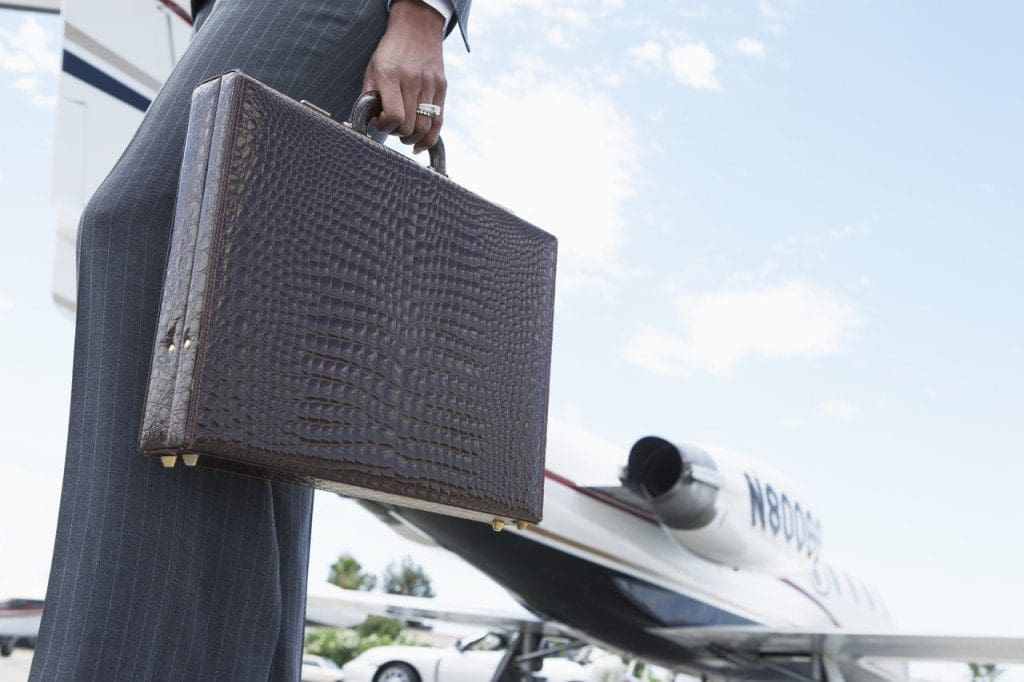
[861,582,875,610]
[811,564,830,596]
[464,632,507,652]
[826,566,842,595]
[844,574,859,604]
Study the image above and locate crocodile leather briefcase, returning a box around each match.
[138,70,557,526]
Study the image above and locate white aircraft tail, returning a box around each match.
[48,0,193,316]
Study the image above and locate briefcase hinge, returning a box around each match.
[300,99,332,118]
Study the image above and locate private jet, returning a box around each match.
[0,598,42,657]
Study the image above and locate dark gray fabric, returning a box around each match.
[30,0,424,679]
[192,0,473,51]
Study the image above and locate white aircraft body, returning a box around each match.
[314,440,1024,681]
[7,0,1024,677]
[0,599,43,657]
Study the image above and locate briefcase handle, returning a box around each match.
[348,91,447,177]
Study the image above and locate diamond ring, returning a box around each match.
[416,103,442,118]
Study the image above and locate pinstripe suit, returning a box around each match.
[30,0,471,679]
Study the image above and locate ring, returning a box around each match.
[416,103,441,118]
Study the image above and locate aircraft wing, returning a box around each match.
[653,624,1024,662]
[305,582,547,631]
[652,625,1024,681]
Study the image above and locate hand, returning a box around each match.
[362,0,447,154]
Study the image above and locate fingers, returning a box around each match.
[414,75,445,154]
[362,54,447,153]
[400,89,435,150]
[365,72,405,135]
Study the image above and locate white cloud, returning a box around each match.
[772,224,869,260]
[628,40,720,91]
[820,398,859,420]
[0,295,13,310]
[628,40,665,66]
[757,0,778,18]
[545,403,627,483]
[666,43,720,90]
[543,26,573,48]
[0,16,59,76]
[622,281,860,376]
[13,76,37,91]
[442,68,638,293]
[31,93,56,108]
[471,0,624,41]
[0,467,61,596]
[736,37,766,59]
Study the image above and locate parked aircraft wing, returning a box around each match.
[651,625,1024,681]
[305,582,548,631]
[653,624,1024,662]
[353,500,441,548]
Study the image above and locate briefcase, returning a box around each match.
[138,70,557,526]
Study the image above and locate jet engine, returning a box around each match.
[623,436,821,576]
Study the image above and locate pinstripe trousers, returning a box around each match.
[30,1,398,679]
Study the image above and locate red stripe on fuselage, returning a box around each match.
[543,469,659,524]
[542,468,841,627]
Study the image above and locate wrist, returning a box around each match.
[389,0,445,36]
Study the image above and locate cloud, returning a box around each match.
[736,37,766,59]
[545,403,627,483]
[772,224,869,261]
[441,68,639,293]
[820,399,859,420]
[622,281,860,376]
[0,295,13,310]
[757,0,778,18]
[630,40,720,90]
[470,0,624,42]
[628,40,664,66]
[31,93,56,108]
[0,16,59,76]
[666,43,720,89]
[13,76,37,91]
[0,467,61,596]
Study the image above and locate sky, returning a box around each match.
[1,1,1023,679]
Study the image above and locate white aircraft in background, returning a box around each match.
[0,599,43,657]
[7,0,1024,678]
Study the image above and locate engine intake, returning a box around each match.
[623,436,721,530]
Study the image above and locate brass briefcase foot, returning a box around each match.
[515,520,529,531]
[491,519,505,532]
[181,454,199,467]
[160,455,178,468]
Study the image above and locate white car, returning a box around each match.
[302,654,345,682]
[341,630,590,682]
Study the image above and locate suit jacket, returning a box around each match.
[190,0,472,51]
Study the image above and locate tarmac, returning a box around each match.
[0,649,31,682]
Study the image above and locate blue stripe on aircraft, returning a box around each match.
[61,50,152,112]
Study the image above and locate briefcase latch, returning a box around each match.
[300,99,332,118]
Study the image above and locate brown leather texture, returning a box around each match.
[139,71,557,524]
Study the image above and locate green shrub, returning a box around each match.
[304,625,428,667]
[355,615,404,639]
